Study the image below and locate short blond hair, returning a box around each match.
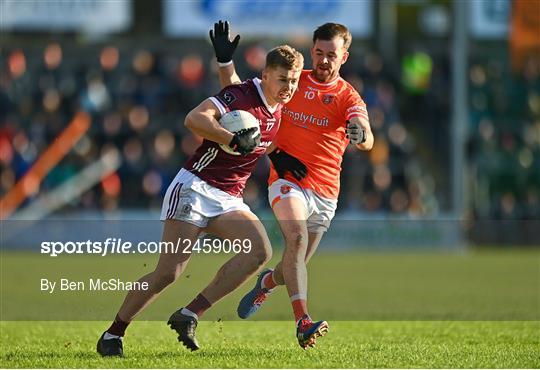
[265,45,304,71]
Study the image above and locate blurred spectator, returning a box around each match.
[467,50,540,221]
[2,41,440,216]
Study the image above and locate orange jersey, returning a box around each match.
[268,70,368,199]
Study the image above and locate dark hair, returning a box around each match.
[265,45,304,71]
[313,23,352,50]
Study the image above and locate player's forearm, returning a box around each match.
[185,111,233,145]
[218,62,242,88]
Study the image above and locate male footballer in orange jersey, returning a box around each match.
[210,21,374,348]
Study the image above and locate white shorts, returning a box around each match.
[160,168,250,228]
[268,179,337,233]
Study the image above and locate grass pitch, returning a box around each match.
[2,249,539,321]
[1,321,538,368]
[1,249,539,367]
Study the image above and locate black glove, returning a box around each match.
[268,148,307,181]
[345,120,366,144]
[229,127,261,155]
[209,20,240,63]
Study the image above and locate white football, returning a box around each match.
[219,110,260,155]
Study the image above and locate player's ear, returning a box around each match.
[261,68,268,82]
[341,51,349,65]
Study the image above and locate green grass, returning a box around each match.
[1,321,538,368]
[1,250,539,367]
[2,250,539,320]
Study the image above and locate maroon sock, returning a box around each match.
[107,314,130,337]
[185,293,212,318]
[292,299,309,323]
[262,270,278,289]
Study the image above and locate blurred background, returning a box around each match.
[1,0,539,247]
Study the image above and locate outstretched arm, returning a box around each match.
[265,142,307,181]
[217,62,241,88]
[209,20,242,88]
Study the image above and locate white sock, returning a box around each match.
[180,307,198,320]
[103,332,122,340]
[289,293,307,302]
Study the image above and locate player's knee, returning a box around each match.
[251,238,272,265]
[284,229,308,251]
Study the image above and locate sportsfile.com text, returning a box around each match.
[40,238,253,257]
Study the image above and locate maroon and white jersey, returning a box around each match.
[184,78,281,197]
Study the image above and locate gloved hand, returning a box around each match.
[345,120,366,144]
[229,127,260,155]
[209,20,241,63]
[268,148,307,181]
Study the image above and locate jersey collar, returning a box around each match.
[307,72,340,88]
[253,78,278,113]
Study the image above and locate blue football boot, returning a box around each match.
[296,315,329,349]
[237,268,274,319]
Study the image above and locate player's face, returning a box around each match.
[311,37,349,83]
[261,66,301,106]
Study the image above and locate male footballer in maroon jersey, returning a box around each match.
[97,44,303,356]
